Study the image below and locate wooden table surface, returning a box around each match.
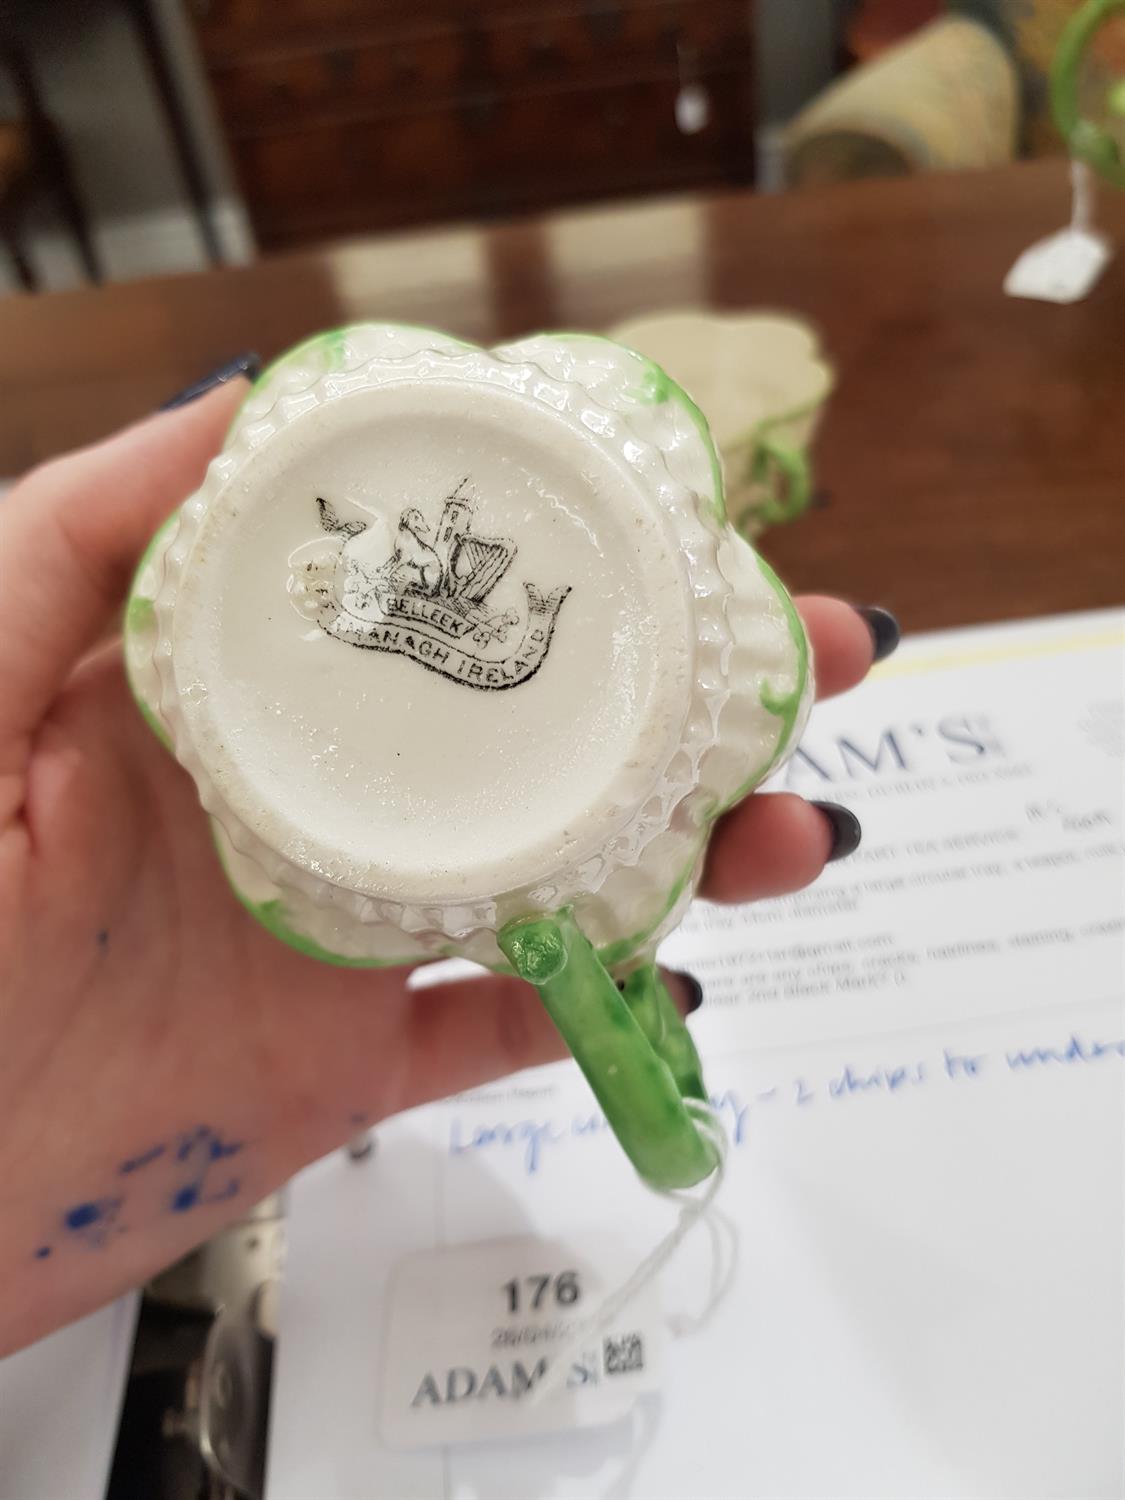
[2,159,1123,633]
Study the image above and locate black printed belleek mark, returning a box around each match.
[309,481,571,692]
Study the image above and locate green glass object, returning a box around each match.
[1051,0,1125,189]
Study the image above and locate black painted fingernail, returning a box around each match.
[159,352,261,411]
[856,605,901,663]
[812,801,862,862]
[346,1130,375,1163]
[670,970,704,1013]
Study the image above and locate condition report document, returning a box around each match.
[661,606,1124,1048]
[268,610,1124,1500]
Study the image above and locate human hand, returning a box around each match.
[0,369,889,1354]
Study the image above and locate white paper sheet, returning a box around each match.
[268,611,1125,1500]
[0,1294,138,1499]
[663,607,1125,1049]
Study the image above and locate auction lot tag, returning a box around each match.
[379,1236,663,1447]
[1004,226,1112,304]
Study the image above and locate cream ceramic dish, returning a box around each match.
[125,323,814,1189]
[609,310,834,537]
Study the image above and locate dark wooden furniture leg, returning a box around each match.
[1,215,37,290]
[40,125,103,284]
[123,0,223,264]
[2,36,102,284]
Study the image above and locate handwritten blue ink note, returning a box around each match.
[442,1028,1123,1178]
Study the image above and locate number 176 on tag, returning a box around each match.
[501,1270,581,1314]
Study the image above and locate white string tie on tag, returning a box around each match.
[528,1100,734,1408]
[1071,156,1095,234]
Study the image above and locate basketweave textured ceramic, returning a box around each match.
[125,323,814,1188]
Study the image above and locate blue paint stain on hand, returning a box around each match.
[207,1178,241,1205]
[62,1196,123,1248]
[119,1144,167,1175]
[170,1176,241,1213]
[34,1125,250,1260]
[175,1126,212,1162]
[171,1128,245,1211]
[175,1125,244,1164]
[66,1202,104,1230]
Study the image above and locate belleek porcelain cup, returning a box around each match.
[125,323,814,1190]
[610,310,834,538]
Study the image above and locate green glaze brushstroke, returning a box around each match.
[209,824,418,968]
[136,697,172,751]
[250,327,349,394]
[132,511,178,587]
[123,515,179,750]
[596,552,810,956]
[125,594,154,634]
[757,555,809,740]
[714,554,810,814]
[632,359,725,523]
[597,844,703,970]
[245,898,412,968]
[237,324,478,434]
[544,331,726,523]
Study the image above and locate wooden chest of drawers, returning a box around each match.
[187,0,756,248]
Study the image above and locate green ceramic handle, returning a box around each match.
[1051,0,1125,190]
[749,433,813,529]
[498,910,719,1190]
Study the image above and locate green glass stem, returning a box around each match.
[499,910,718,1190]
[1050,0,1125,190]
